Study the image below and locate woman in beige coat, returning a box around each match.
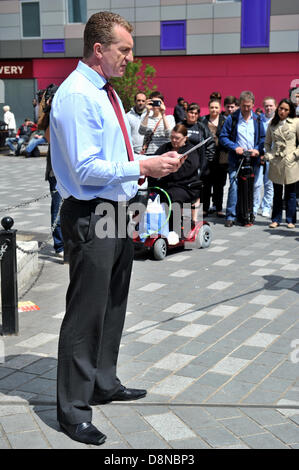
[264,99,299,228]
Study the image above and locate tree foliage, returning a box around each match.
[111,58,157,112]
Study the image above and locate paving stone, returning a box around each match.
[150,375,194,396]
[125,431,171,449]
[210,357,250,376]
[242,433,290,449]
[144,412,196,440]
[109,414,150,435]
[0,371,37,391]
[242,408,289,426]
[220,416,264,436]
[155,353,195,371]
[195,426,242,448]
[6,430,50,449]
[177,363,208,379]
[265,423,299,445]
[138,329,173,344]
[0,412,38,434]
[244,332,279,348]
[230,346,262,360]
[171,406,218,431]
[0,437,10,449]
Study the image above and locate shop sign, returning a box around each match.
[0,61,33,79]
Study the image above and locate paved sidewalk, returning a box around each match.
[0,154,299,449]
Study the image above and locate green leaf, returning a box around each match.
[111,59,157,112]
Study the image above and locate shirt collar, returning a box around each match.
[239,110,253,122]
[76,60,107,90]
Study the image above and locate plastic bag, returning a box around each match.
[139,194,169,241]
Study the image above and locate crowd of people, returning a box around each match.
[1,9,299,447]
[2,103,47,158]
[127,87,299,229]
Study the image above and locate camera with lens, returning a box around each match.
[151,100,161,107]
[242,150,252,165]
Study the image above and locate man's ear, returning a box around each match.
[94,42,103,59]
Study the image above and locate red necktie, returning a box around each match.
[104,82,134,162]
[104,82,145,186]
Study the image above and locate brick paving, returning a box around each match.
[0,154,298,449]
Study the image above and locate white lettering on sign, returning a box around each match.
[0,65,25,75]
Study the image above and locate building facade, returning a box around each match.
[0,0,298,125]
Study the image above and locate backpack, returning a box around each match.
[37,83,58,130]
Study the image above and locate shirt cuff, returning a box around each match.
[120,161,141,181]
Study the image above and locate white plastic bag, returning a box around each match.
[139,194,169,240]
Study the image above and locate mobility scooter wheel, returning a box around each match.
[152,238,167,260]
[196,224,212,248]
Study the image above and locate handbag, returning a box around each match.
[140,118,162,155]
[219,150,228,164]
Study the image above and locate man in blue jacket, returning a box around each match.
[219,91,265,227]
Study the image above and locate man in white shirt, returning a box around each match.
[126,92,147,154]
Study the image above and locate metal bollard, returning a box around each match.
[0,217,19,335]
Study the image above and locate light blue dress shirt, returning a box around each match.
[50,60,141,201]
[236,111,255,150]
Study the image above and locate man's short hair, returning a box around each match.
[224,95,237,106]
[263,96,277,105]
[83,11,133,58]
[149,91,164,101]
[187,103,200,113]
[239,90,255,103]
[134,91,146,101]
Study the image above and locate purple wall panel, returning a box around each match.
[161,21,186,50]
[43,39,65,53]
[241,0,270,48]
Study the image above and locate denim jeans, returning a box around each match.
[26,136,47,155]
[272,182,297,224]
[254,162,274,214]
[226,164,261,220]
[49,176,64,253]
[5,136,28,154]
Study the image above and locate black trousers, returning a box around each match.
[57,197,134,425]
[202,163,228,213]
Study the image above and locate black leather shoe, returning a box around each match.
[60,421,107,446]
[91,385,147,405]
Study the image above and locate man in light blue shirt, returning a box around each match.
[50,11,183,446]
[219,90,265,226]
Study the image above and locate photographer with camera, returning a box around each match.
[138,91,175,155]
[219,91,265,227]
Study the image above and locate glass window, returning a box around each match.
[241,0,270,48]
[161,21,186,51]
[21,2,41,37]
[68,0,87,23]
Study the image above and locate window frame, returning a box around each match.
[160,20,186,51]
[20,0,41,39]
[66,0,87,25]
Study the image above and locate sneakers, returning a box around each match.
[269,222,279,228]
[261,211,271,218]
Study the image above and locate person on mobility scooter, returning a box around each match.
[133,124,213,260]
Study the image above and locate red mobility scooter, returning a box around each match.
[132,183,212,260]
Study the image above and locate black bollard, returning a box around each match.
[0,217,19,335]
